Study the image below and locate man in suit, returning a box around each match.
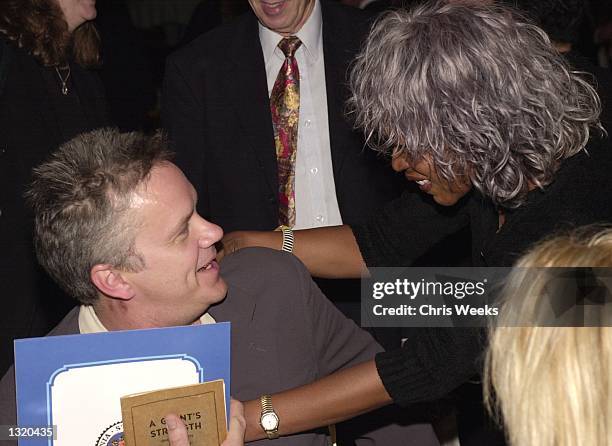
[0,129,438,445]
[162,0,402,234]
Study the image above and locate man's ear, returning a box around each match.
[90,264,135,300]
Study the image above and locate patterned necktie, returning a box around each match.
[270,36,302,227]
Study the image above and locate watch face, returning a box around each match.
[261,413,279,430]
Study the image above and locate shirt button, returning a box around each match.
[315,215,324,223]
[305,119,312,128]
[310,167,318,175]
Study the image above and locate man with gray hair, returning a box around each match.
[0,128,434,445]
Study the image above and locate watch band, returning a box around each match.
[277,225,294,253]
[260,394,280,439]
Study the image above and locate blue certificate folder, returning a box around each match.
[14,322,230,446]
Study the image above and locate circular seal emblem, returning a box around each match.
[96,421,124,446]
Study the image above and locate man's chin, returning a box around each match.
[207,280,229,305]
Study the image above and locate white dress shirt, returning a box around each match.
[259,0,343,230]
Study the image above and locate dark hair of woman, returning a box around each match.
[0,0,100,67]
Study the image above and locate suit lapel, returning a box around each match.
[226,14,279,201]
[222,5,361,204]
[321,1,354,182]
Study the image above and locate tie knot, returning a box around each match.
[278,36,302,58]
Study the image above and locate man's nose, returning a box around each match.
[195,216,224,248]
[391,155,410,172]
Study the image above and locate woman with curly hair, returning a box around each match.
[221,1,612,444]
[0,0,108,375]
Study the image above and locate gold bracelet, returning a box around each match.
[275,225,294,253]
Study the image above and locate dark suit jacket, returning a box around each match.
[0,37,108,376]
[0,248,438,445]
[162,1,403,232]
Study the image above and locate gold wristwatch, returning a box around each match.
[259,394,280,439]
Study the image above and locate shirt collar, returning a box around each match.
[259,0,323,65]
[78,305,216,334]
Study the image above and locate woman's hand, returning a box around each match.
[219,231,282,261]
[242,360,392,441]
[220,226,366,279]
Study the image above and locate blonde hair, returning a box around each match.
[484,227,612,446]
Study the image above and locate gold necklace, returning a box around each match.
[54,65,71,95]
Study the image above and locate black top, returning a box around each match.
[353,135,612,404]
[40,63,92,141]
[356,135,612,275]
[0,37,108,375]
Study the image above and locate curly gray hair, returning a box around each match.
[348,0,603,208]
